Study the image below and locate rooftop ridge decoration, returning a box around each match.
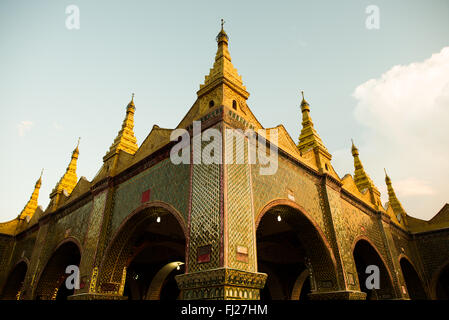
[18,169,43,221]
[384,168,408,225]
[104,93,139,161]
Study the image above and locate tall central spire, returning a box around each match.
[197,20,249,100]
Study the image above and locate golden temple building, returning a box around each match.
[0,24,448,300]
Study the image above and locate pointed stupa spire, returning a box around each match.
[19,170,44,220]
[198,20,248,100]
[51,139,80,198]
[104,94,139,161]
[351,140,381,204]
[297,91,328,153]
[384,169,407,224]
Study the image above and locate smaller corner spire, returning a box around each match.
[350,141,380,205]
[51,138,80,201]
[384,169,408,225]
[19,170,44,220]
[216,18,229,45]
[104,95,139,161]
[297,90,326,153]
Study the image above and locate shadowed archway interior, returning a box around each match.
[353,240,395,300]
[256,205,338,300]
[435,263,449,299]
[399,258,427,299]
[34,241,81,300]
[0,261,27,300]
[99,206,186,300]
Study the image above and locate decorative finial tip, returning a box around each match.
[301,90,304,100]
[221,18,225,30]
[41,168,44,177]
[77,137,81,146]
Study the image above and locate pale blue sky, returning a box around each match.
[1,0,448,222]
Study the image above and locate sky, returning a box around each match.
[0,0,448,222]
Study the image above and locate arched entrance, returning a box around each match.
[1,261,28,300]
[256,201,338,300]
[399,257,427,299]
[434,263,449,299]
[98,202,186,300]
[34,240,81,300]
[353,239,395,300]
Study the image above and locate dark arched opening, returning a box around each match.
[256,203,338,300]
[435,263,449,299]
[399,258,427,299]
[353,239,394,300]
[34,241,81,300]
[0,261,28,300]
[99,204,186,300]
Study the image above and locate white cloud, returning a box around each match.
[348,47,449,220]
[391,178,434,197]
[18,121,33,136]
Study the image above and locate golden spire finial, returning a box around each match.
[216,19,229,44]
[297,91,327,153]
[351,138,359,156]
[128,93,135,108]
[300,90,309,109]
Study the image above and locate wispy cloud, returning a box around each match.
[18,121,33,137]
[341,47,449,219]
